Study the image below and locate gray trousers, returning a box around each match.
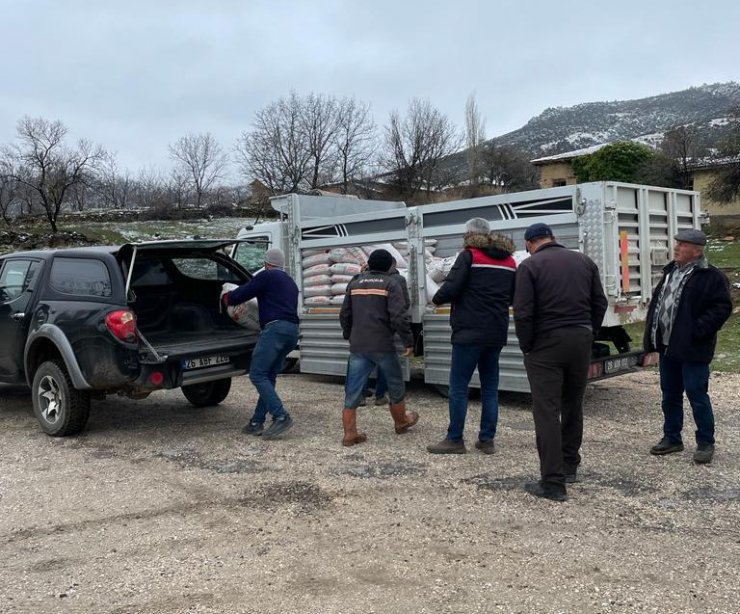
[523,327,593,489]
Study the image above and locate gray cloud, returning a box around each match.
[2,0,739,174]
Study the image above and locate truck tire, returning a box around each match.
[181,378,232,407]
[31,360,91,436]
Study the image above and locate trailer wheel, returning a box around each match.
[181,378,232,407]
[32,360,91,436]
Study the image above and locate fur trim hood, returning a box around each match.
[464,232,515,259]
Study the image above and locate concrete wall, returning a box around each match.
[692,168,740,217]
[536,162,577,188]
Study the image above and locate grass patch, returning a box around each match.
[706,239,740,269]
[622,317,740,373]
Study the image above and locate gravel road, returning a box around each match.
[1,370,738,614]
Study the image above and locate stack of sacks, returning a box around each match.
[393,239,437,263]
[361,243,408,270]
[302,250,333,305]
[328,247,364,305]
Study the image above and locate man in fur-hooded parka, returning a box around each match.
[432,225,517,346]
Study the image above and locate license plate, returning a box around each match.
[182,355,230,370]
[603,354,639,374]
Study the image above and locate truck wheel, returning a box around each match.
[31,360,91,436]
[181,378,232,407]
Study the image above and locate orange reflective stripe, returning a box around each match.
[350,288,389,297]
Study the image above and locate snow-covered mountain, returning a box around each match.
[492,82,740,156]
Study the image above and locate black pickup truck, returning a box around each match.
[0,240,261,436]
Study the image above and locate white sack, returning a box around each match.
[220,283,260,330]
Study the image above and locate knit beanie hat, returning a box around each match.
[465,217,490,234]
[367,249,393,272]
[264,248,285,269]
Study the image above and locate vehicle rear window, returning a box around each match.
[49,258,112,297]
[131,259,173,286]
[171,257,242,282]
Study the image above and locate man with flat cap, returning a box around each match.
[223,248,299,439]
[513,223,607,501]
[644,228,732,464]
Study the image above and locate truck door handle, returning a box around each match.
[10,313,26,321]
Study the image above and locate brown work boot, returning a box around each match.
[389,401,419,434]
[342,409,367,447]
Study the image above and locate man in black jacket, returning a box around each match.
[644,229,732,464]
[513,223,608,501]
[427,218,517,455]
[339,249,418,446]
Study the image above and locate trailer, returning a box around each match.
[234,182,704,393]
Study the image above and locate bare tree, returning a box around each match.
[4,116,106,232]
[95,154,136,209]
[0,157,18,224]
[135,167,170,211]
[383,98,461,200]
[480,143,539,192]
[334,97,376,194]
[465,93,486,194]
[661,125,701,189]
[302,93,339,189]
[169,168,191,210]
[236,92,313,195]
[168,132,229,208]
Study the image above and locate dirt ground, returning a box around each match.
[1,370,738,614]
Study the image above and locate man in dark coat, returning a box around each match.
[643,228,732,464]
[427,217,517,455]
[513,223,608,502]
[339,249,418,446]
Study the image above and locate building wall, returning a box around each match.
[692,169,740,216]
[536,162,577,188]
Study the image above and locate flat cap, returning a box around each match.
[674,229,707,246]
[524,222,553,241]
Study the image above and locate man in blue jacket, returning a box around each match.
[644,229,732,464]
[223,248,299,439]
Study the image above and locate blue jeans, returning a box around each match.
[659,353,715,445]
[345,352,405,409]
[363,369,388,399]
[249,320,299,423]
[447,343,502,442]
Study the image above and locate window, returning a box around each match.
[131,258,173,286]
[171,257,242,282]
[0,260,38,302]
[552,179,567,187]
[50,258,112,297]
[233,238,269,274]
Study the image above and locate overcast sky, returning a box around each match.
[2,0,739,177]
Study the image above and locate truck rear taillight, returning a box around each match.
[106,310,138,343]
